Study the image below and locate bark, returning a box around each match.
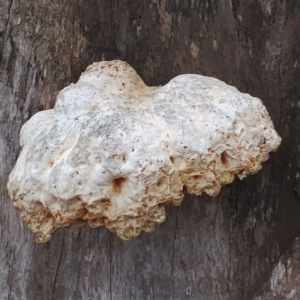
[1,0,300,299]
[255,237,300,300]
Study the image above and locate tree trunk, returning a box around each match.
[1,1,300,299]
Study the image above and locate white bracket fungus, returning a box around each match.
[7,60,281,242]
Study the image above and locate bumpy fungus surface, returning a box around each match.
[7,60,281,242]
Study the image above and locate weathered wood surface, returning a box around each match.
[1,1,300,299]
[255,236,300,300]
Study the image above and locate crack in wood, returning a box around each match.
[109,232,112,300]
[51,232,65,300]
[4,0,13,36]
[171,206,179,279]
[7,251,15,300]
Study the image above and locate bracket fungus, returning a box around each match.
[7,60,281,242]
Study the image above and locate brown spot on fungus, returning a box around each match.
[112,177,126,194]
[100,198,111,210]
[156,179,164,188]
[221,151,229,166]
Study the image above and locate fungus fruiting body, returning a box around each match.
[7,60,281,242]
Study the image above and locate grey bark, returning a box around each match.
[1,0,300,299]
[255,236,300,300]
